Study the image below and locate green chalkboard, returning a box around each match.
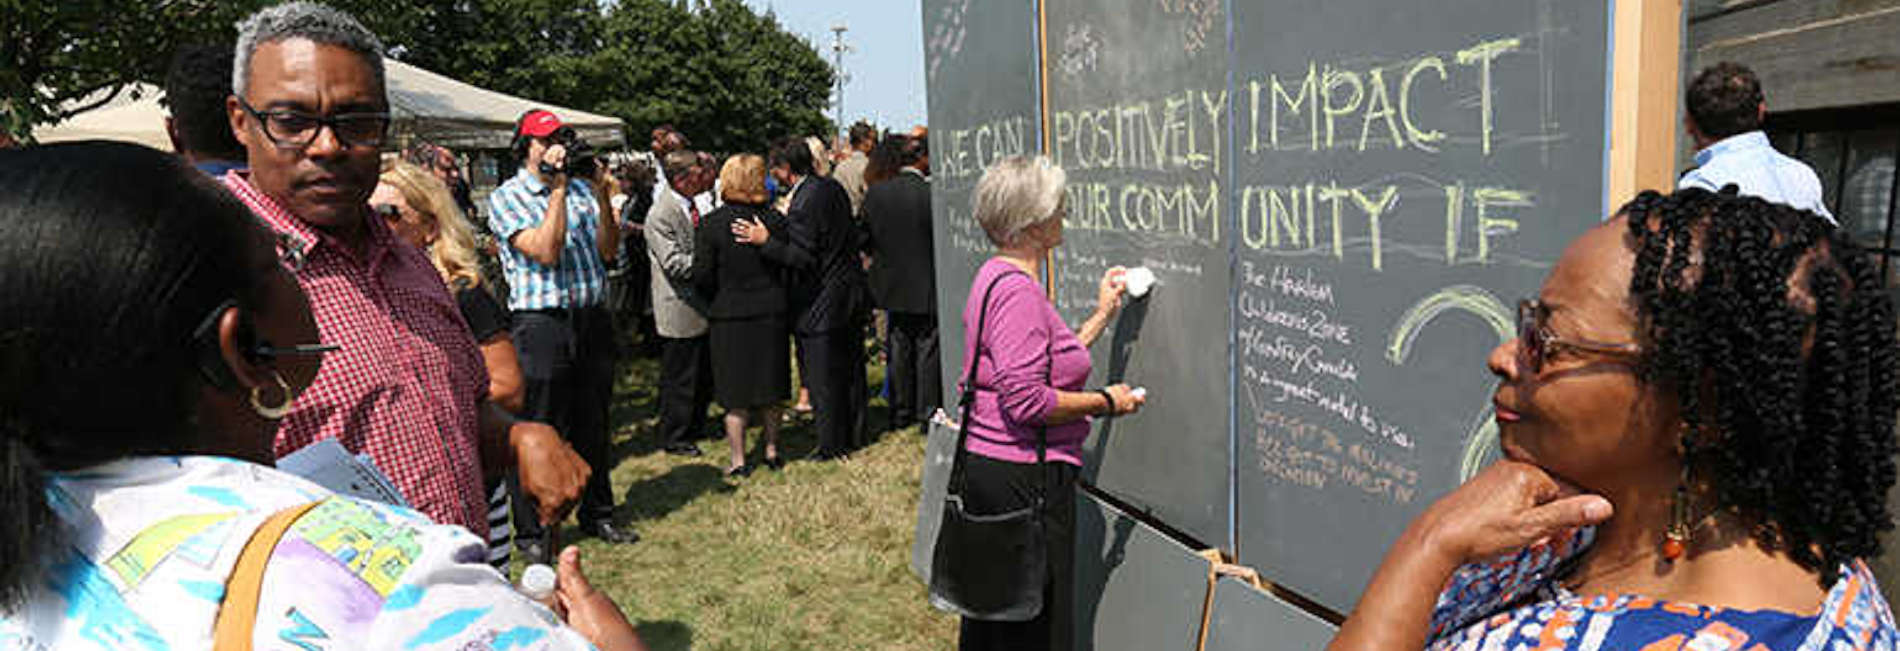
[1229,0,1611,611]
[1045,0,1233,551]
[924,0,1042,407]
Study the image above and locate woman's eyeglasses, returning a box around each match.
[191,299,339,361]
[1516,298,1640,374]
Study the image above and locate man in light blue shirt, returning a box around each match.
[1679,62,1836,224]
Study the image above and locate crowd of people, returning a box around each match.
[6,0,1900,649]
[0,1,941,648]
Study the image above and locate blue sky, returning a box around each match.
[742,0,928,133]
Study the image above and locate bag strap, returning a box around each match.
[948,266,1043,497]
[213,500,323,650]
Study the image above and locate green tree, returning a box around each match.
[585,0,834,153]
[4,0,835,152]
[0,0,433,140]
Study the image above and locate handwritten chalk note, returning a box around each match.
[1231,0,1609,612]
[925,0,1041,406]
[1046,0,1233,550]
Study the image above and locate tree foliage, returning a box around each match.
[5,0,835,153]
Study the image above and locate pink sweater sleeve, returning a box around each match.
[982,277,1060,426]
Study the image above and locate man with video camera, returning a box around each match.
[488,109,638,552]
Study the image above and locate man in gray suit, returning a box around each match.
[646,150,713,457]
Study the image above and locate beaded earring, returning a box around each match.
[1663,425,1695,561]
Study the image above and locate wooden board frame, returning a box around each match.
[1609,0,1685,207]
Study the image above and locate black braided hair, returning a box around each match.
[1620,187,1899,586]
[0,142,272,610]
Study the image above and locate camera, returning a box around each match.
[538,127,598,178]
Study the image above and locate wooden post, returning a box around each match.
[1608,0,1685,208]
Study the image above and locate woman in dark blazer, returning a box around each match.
[692,154,810,477]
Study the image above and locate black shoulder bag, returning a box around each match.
[928,269,1048,621]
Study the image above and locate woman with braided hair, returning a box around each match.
[1330,187,1900,650]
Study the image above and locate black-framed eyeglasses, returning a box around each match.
[1517,298,1640,374]
[371,203,402,222]
[237,97,390,150]
[191,298,340,361]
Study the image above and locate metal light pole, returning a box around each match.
[829,23,851,140]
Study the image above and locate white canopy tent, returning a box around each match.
[32,84,173,150]
[34,59,624,151]
[384,60,624,150]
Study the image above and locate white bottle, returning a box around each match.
[519,563,558,609]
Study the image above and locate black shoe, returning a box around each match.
[763,455,784,471]
[808,449,849,462]
[724,464,753,478]
[516,539,547,563]
[663,444,703,457]
[583,521,640,545]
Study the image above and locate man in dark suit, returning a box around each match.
[754,136,868,459]
[861,135,939,431]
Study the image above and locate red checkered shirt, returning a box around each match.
[223,171,490,537]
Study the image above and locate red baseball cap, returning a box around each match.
[517,109,566,138]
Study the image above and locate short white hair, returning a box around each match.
[233,2,386,98]
[973,155,1066,248]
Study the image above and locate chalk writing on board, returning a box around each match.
[1386,285,1515,480]
[938,115,1033,181]
[1156,0,1221,55]
[1234,179,1535,272]
[924,0,971,78]
[1252,406,1420,504]
[1241,37,1524,155]
[1236,266,1415,453]
[1058,22,1102,78]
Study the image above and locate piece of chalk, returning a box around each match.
[1130,387,1148,400]
[1124,266,1157,297]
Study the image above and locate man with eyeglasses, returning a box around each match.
[219,1,590,544]
[487,108,637,549]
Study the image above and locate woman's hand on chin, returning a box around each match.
[1409,461,1614,566]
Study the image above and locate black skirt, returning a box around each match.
[710,313,791,409]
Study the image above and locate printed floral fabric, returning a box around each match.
[1427,526,1900,651]
[0,456,595,650]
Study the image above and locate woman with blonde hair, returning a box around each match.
[692,154,807,476]
[372,161,525,568]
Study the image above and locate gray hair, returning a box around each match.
[233,2,386,98]
[973,155,1067,248]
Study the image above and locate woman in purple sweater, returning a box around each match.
[956,156,1148,651]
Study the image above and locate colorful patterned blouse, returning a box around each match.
[1427,527,1900,651]
[0,456,594,650]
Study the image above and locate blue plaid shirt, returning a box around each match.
[487,168,608,310]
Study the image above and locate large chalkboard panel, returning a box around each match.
[1045,0,1232,549]
[1229,0,1610,610]
[1203,578,1336,651]
[1073,491,1211,651]
[924,0,1042,406]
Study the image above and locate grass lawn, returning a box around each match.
[533,346,959,650]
